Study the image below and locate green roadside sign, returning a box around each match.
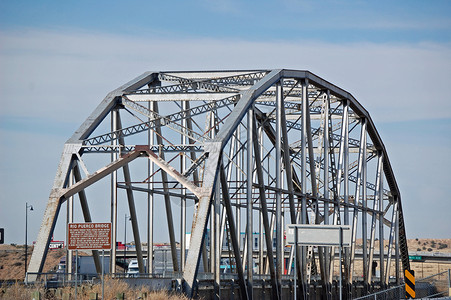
[409,255,423,261]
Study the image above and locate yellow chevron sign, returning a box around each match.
[405,269,415,298]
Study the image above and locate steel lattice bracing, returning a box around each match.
[27,70,409,299]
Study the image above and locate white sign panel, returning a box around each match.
[286,224,351,247]
[49,240,65,250]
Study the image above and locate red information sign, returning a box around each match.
[68,223,111,250]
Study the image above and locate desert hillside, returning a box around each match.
[406,238,451,253]
[0,245,65,281]
[354,238,451,254]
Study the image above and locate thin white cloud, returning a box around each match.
[1,29,450,124]
[277,0,451,31]
[352,18,451,30]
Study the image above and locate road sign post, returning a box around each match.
[75,250,78,300]
[286,224,351,300]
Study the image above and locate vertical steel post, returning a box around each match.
[259,121,264,275]
[294,227,297,300]
[25,202,29,280]
[379,158,385,286]
[324,91,330,220]
[124,214,128,273]
[247,107,254,298]
[276,80,283,292]
[301,78,309,287]
[281,212,285,275]
[147,100,154,276]
[111,109,118,275]
[102,250,105,299]
[259,211,264,274]
[324,91,331,220]
[75,250,78,300]
[181,99,187,272]
[209,110,215,274]
[343,100,350,285]
[236,128,241,252]
[67,170,74,279]
[213,100,221,299]
[214,179,221,299]
[339,227,343,300]
[362,121,368,286]
[395,203,400,285]
[324,90,331,287]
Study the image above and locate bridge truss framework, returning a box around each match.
[28,69,410,299]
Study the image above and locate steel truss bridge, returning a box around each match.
[28,69,410,299]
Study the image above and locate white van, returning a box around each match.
[126,259,147,277]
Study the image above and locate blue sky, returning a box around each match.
[1,0,450,43]
[0,0,450,244]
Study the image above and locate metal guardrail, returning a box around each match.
[353,284,405,300]
[24,272,177,287]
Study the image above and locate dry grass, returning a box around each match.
[0,281,45,300]
[0,277,191,300]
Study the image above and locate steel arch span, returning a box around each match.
[28,70,410,299]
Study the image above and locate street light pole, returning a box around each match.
[25,202,33,281]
